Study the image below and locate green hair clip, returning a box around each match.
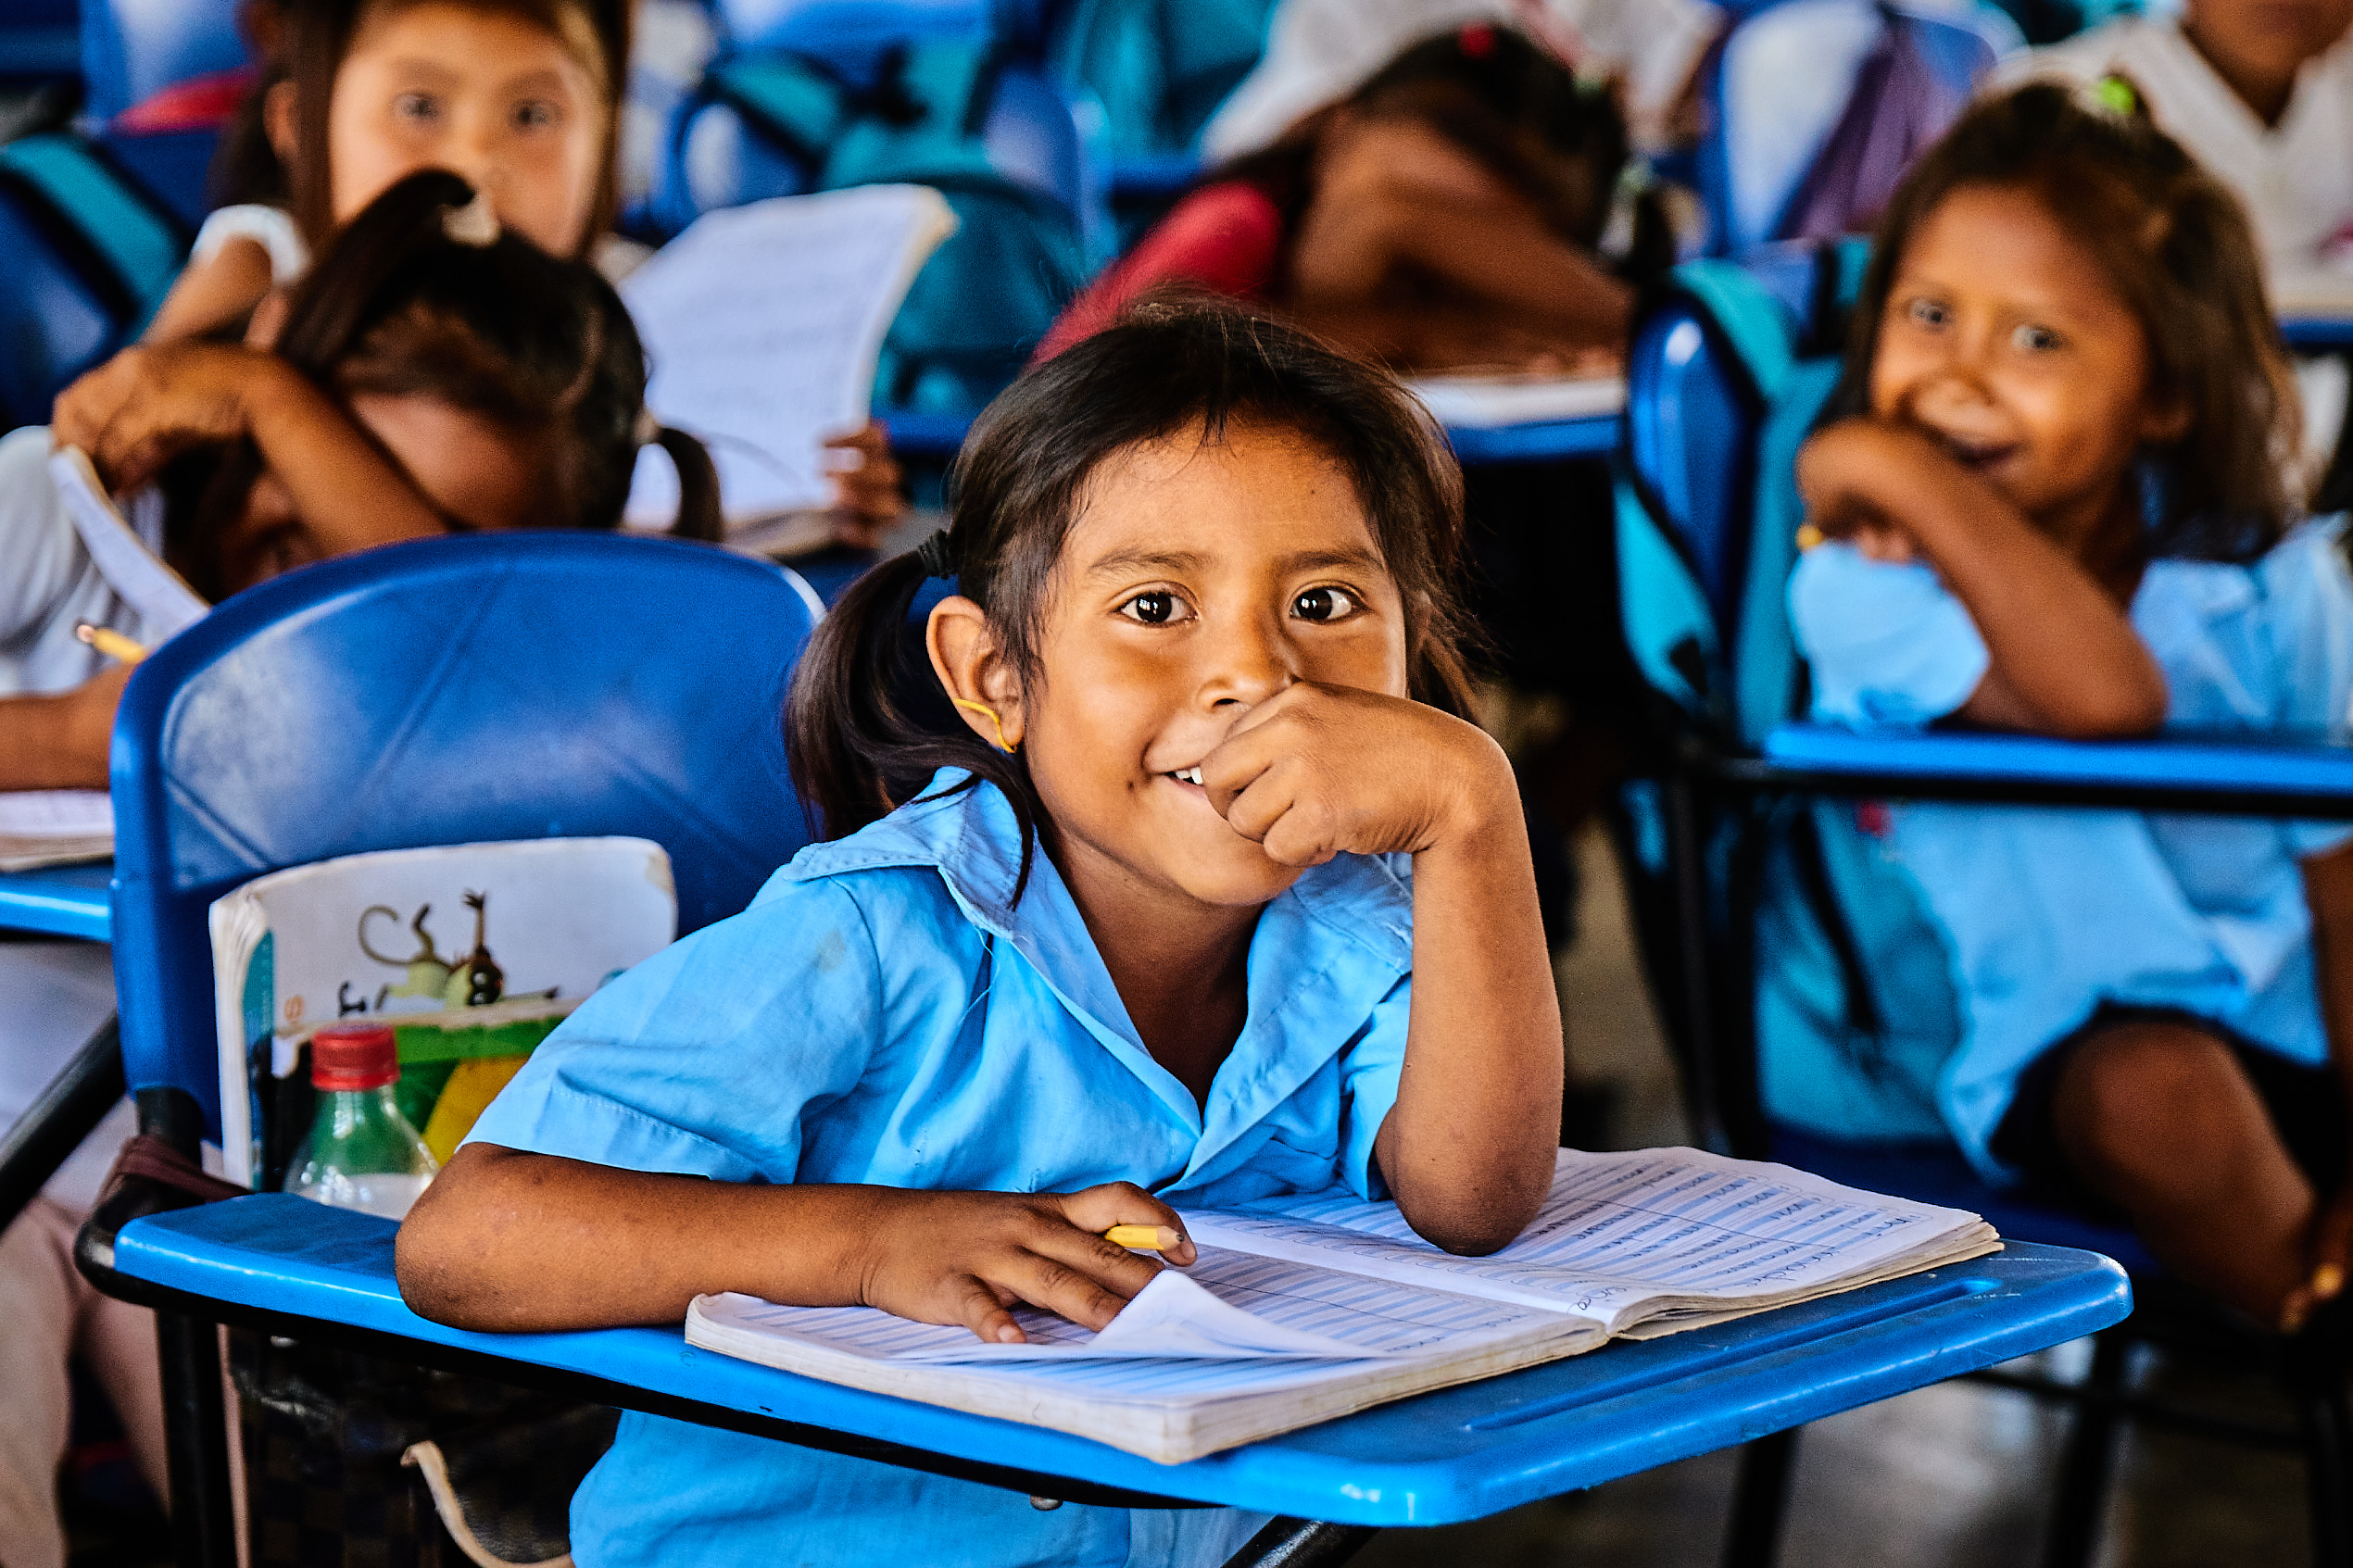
[2092,74,2138,116]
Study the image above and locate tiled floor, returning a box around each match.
[1358,829,2315,1568]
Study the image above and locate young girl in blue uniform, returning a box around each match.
[1778,82,2353,1335]
[397,296,1566,1566]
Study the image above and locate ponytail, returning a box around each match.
[785,542,1044,883]
[652,425,724,542]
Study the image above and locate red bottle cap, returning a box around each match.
[310,1023,399,1091]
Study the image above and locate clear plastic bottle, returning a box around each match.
[283,1022,437,1218]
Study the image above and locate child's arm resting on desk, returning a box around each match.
[1797,418,2167,738]
[0,666,131,791]
[398,1152,1196,1340]
[1200,684,1564,1256]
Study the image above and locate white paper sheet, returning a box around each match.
[1403,372,1628,429]
[621,185,957,529]
[0,789,114,871]
[47,448,208,641]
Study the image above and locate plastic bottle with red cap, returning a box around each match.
[283,1022,438,1218]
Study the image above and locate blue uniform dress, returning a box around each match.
[462,770,1416,1567]
[1773,524,2353,1179]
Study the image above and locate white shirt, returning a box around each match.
[0,426,162,699]
[1202,0,1724,157]
[2003,17,2353,296]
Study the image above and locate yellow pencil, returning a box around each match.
[1103,1224,1183,1252]
[1793,523,1826,551]
[75,622,149,664]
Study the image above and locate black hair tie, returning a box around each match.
[914,529,957,580]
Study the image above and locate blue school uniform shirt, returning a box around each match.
[1771,525,2353,1180]
[462,769,1416,1568]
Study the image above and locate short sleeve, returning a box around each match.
[463,878,885,1182]
[190,204,309,282]
[1336,974,1408,1200]
[1789,542,1990,727]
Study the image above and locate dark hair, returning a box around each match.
[280,0,628,250]
[1835,81,2296,560]
[786,292,1478,879]
[1225,23,1670,285]
[173,169,717,596]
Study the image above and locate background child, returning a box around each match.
[141,0,903,542]
[1780,83,2353,1333]
[2003,0,2353,499]
[1038,25,1667,370]
[395,295,1565,1566]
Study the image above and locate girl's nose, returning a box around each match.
[1203,615,1295,711]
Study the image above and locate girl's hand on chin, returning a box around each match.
[1198,684,1516,867]
[52,342,284,492]
[850,1184,1195,1345]
[1796,418,1978,565]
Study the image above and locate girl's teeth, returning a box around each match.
[1176,768,1203,785]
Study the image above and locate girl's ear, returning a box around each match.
[264,79,299,166]
[926,596,1026,752]
[2139,391,2192,447]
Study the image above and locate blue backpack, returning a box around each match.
[0,132,190,430]
[1045,0,1275,161]
[668,35,1092,411]
[1615,242,1963,1146]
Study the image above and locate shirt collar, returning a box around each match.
[778,770,1413,1148]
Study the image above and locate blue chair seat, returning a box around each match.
[105,1193,2128,1524]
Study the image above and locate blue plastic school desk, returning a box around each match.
[880,408,1622,466]
[0,860,113,941]
[100,1193,2128,1540]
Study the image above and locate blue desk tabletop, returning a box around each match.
[117,1195,2126,1527]
[882,409,1619,469]
[1764,723,2353,813]
[0,861,111,941]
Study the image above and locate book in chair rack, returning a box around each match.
[687,1146,1999,1463]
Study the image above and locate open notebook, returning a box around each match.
[687,1147,1998,1463]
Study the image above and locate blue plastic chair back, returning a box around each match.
[79,0,245,123]
[0,131,188,430]
[107,532,824,1143]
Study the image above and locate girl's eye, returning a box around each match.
[393,92,440,124]
[2011,322,2063,353]
[513,99,560,131]
[1116,591,1191,625]
[1291,585,1360,622]
[1904,297,1949,330]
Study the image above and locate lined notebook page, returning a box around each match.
[694,1247,1580,1370]
[1187,1148,1992,1331]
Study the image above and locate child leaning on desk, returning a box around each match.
[145,0,905,543]
[1035,23,1668,373]
[396,295,1567,1568]
[0,168,720,796]
[1775,83,2353,1336]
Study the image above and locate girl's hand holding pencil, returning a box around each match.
[849,1183,1196,1345]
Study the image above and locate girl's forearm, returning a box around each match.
[396,1144,888,1331]
[1897,479,2167,736]
[0,694,107,790]
[244,366,448,552]
[1378,771,1564,1255]
[2302,847,2353,1114]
